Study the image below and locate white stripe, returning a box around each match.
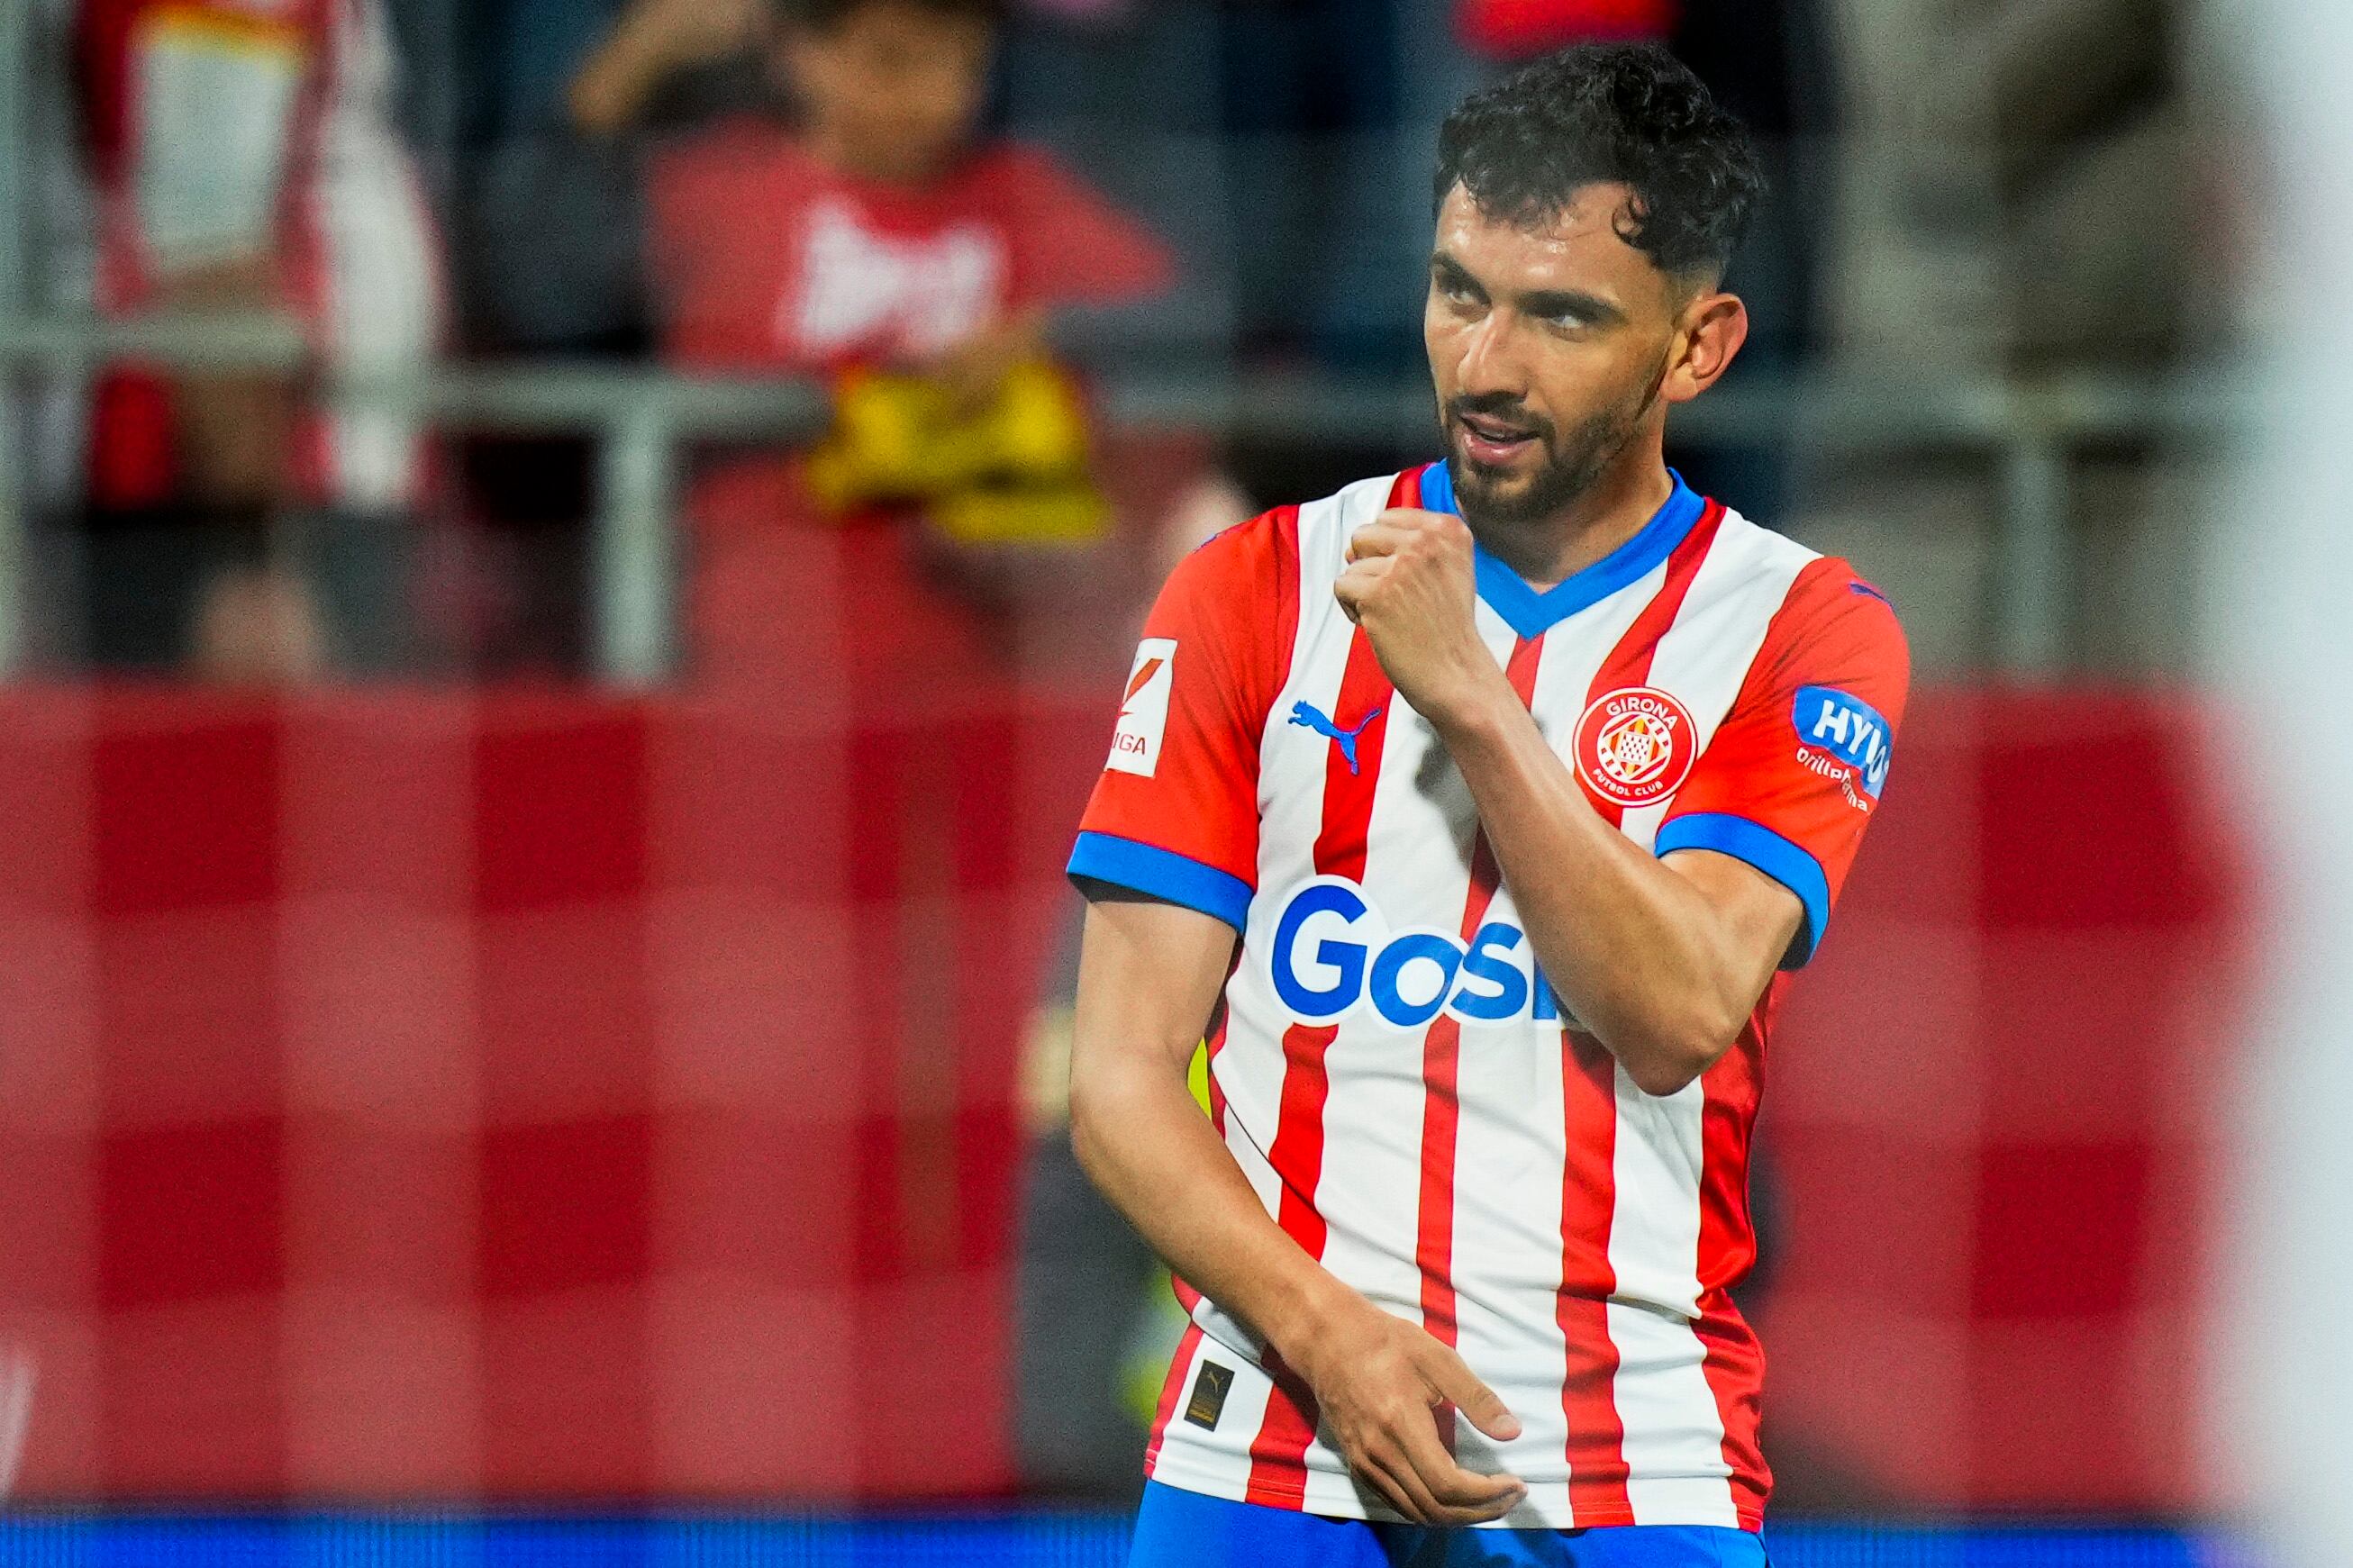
[1604,1067,1736,1522]
[1175,476,1391,1493]
[1214,485,1365,1227]
[1309,596,1521,1332]
[1607,1300,1741,1526]
[1525,558,1674,765]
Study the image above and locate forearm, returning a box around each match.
[1432,687,1758,1093]
[1069,1042,1350,1361]
[568,12,679,136]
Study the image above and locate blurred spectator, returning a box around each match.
[638,0,1176,689]
[70,0,443,678]
[569,0,777,140]
[436,0,772,675]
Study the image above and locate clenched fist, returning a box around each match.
[1337,508,1504,725]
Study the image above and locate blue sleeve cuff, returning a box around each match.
[1654,812,1832,969]
[1067,831,1253,933]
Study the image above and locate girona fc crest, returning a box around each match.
[1574,686,1696,808]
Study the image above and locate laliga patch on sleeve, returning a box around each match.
[1107,638,1177,776]
[1793,684,1892,800]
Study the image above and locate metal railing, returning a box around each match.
[0,0,2244,685]
[0,305,2239,682]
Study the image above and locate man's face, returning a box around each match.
[783,2,995,186]
[1423,181,1686,528]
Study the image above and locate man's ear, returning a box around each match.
[1662,292,1749,404]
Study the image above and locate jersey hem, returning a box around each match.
[1144,1448,1764,1534]
[1068,830,1252,932]
[1654,810,1831,967]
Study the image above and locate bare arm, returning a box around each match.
[568,0,762,137]
[1336,509,1800,1097]
[1067,889,1526,1524]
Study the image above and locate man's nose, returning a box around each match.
[1453,312,1530,402]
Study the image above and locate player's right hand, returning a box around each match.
[1285,1287,1527,1527]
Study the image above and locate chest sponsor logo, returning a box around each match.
[1574,685,1696,809]
[1106,638,1176,776]
[1793,684,1891,802]
[1264,876,1573,1031]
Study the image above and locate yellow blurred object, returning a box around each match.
[804,358,1109,547]
[1187,1040,1212,1115]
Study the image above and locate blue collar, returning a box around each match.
[1419,460,1707,639]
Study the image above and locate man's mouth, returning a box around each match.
[1454,409,1540,466]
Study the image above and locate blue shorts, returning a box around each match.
[1128,1481,1768,1568]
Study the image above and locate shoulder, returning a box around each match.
[1291,468,1422,577]
[1745,547,1912,734]
[1167,467,1421,612]
[1702,510,1907,664]
[1774,553,1907,664]
[1160,503,1303,613]
[650,116,806,198]
[969,139,1102,205]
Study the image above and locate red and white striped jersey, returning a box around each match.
[1068,461,1909,1531]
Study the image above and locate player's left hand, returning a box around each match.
[1338,508,1499,724]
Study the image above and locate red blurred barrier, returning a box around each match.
[1767,689,2247,1512]
[0,682,1106,1499]
[0,683,2245,1509]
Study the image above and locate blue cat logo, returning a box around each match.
[1288,701,1384,775]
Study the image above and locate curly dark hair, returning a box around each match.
[1433,43,1766,283]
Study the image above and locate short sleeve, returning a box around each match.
[999,147,1175,311]
[1656,558,1911,968]
[1067,506,1298,932]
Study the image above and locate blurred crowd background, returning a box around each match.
[0,0,2259,1536]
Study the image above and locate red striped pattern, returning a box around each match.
[1557,1029,1632,1518]
[1694,1013,1773,1525]
[1552,497,1727,1521]
[1145,1323,1206,1473]
[1242,483,1414,1503]
[1414,635,1546,1368]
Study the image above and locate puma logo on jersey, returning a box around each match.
[1287,701,1384,775]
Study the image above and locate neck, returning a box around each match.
[1468,432,1676,590]
[804,125,940,190]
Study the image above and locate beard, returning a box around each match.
[1440,350,1671,530]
